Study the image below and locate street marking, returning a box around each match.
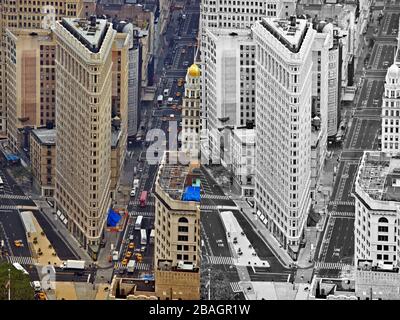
[230,282,242,293]
[207,255,235,265]
[6,255,35,265]
[0,194,30,200]
[315,262,353,270]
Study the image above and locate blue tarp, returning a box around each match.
[5,154,20,162]
[142,274,154,281]
[182,186,201,202]
[107,208,121,227]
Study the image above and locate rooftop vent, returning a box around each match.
[90,15,96,27]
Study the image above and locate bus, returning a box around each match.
[12,262,29,275]
[0,176,3,192]
[135,215,143,230]
[139,191,148,207]
[140,229,147,245]
[150,229,155,244]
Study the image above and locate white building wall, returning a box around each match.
[253,19,314,256]
[382,65,400,153]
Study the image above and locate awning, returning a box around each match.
[342,92,356,101]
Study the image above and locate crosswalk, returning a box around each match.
[114,262,151,271]
[201,194,230,200]
[329,211,355,217]
[0,194,30,200]
[0,205,18,210]
[6,255,35,265]
[315,262,353,270]
[329,200,355,206]
[129,200,155,207]
[206,255,235,265]
[200,205,238,211]
[129,211,154,217]
[230,282,242,293]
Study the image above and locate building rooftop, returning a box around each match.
[111,128,121,148]
[157,152,201,202]
[61,17,109,53]
[233,128,255,145]
[31,128,56,145]
[260,17,309,53]
[357,151,400,202]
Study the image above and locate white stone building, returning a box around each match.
[252,17,315,259]
[354,151,400,268]
[230,127,255,197]
[181,64,201,161]
[200,29,255,164]
[382,64,400,153]
[199,0,296,164]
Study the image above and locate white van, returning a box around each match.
[32,281,42,292]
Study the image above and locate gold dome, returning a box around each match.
[187,64,200,77]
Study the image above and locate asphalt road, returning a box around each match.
[115,1,200,279]
[317,7,398,277]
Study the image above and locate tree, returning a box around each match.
[0,262,34,300]
[200,262,238,300]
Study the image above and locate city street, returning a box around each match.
[316,5,399,278]
[112,0,200,280]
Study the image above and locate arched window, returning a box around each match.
[178,217,188,223]
[378,217,388,223]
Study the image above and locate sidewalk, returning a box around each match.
[35,200,92,262]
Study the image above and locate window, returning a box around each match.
[378,217,388,223]
[378,235,389,241]
[378,226,389,232]
[178,217,188,223]
[178,226,189,232]
[178,235,188,241]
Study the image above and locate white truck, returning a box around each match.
[60,260,85,270]
[127,260,136,273]
[133,179,139,189]
[32,281,42,292]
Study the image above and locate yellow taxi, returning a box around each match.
[176,92,181,97]
[125,251,132,259]
[14,240,23,247]
[135,253,143,262]
[128,242,135,249]
[121,258,128,266]
[38,292,47,300]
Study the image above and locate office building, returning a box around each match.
[230,127,255,197]
[54,17,116,258]
[110,29,129,195]
[354,151,400,268]
[181,64,201,161]
[154,151,201,300]
[252,17,315,259]
[0,0,83,143]
[382,64,400,153]
[199,0,296,164]
[30,128,56,198]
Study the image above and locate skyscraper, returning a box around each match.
[154,151,201,300]
[199,0,296,164]
[181,64,201,161]
[0,0,83,145]
[382,63,400,153]
[54,17,116,258]
[253,17,315,259]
